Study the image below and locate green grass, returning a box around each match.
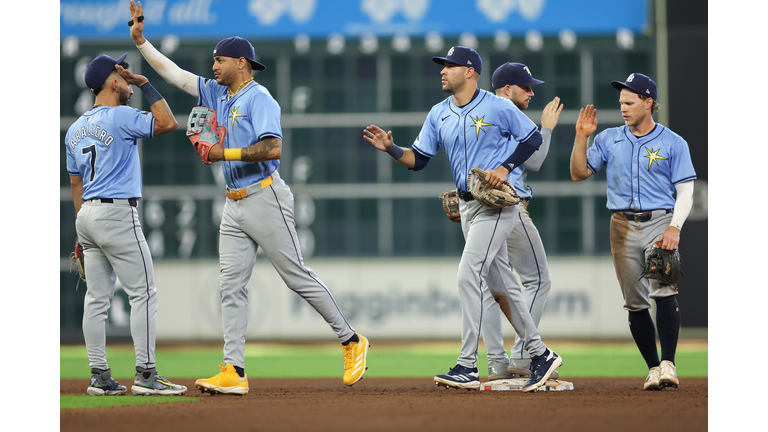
[60,340,708,380]
[60,395,198,410]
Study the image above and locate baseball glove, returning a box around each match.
[438,190,461,223]
[186,106,226,165]
[70,242,86,283]
[467,167,520,208]
[640,242,683,285]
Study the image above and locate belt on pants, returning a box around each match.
[226,176,273,200]
[89,198,138,207]
[613,209,672,223]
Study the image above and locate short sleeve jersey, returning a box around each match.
[587,124,696,211]
[64,105,155,200]
[412,90,538,192]
[197,77,283,190]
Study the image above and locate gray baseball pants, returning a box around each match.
[610,210,678,310]
[218,170,356,368]
[457,199,546,369]
[76,199,157,372]
[482,199,552,364]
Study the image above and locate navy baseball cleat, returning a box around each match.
[521,349,562,392]
[434,364,480,390]
[87,369,127,396]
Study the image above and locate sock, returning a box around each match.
[234,366,245,377]
[342,333,359,346]
[655,295,681,364]
[628,309,660,369]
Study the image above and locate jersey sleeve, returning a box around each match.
[411,109,440,157]
[586,130,609,173]
[669,134,697,184]
[64,130,81,176]
[498,100,538,145]
[250,93,283,141]
[196,76,219,107]
[114,106,155,141]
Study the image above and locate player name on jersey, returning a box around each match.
[68,122,114,151]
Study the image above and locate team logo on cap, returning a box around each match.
[626,73,635,82]
[447,47,455,56]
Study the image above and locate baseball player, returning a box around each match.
[570,73,695,390]
[127,1,368,395]
[65,53,187,396]
[481,63,563,381]
[364,46,562,393]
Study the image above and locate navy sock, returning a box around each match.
[342,334,359,346]
[628,309,660,369]
[234,366,245,377]
[655,295,681,363]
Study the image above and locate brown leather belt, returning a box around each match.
[613,209,672,223]
[226,176,273,200]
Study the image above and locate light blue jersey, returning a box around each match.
[65,105,155,200]
[412,90,538,192]
[197,77,282,190]
[510,166,532,199]
[587,124,696,210]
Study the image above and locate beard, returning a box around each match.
[624,111,646,127]
[118,88,131,106]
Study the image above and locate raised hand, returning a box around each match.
[115,64,149,88]
[363,125,394,151]
[541,96,563,130]
[575,104,598,137]
[129,0,146,45]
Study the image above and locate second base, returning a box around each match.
[480,377,574,392]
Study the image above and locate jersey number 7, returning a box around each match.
[82,145,97,182]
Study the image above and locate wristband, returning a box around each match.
[224,148,242,161]
[139,82,163,105]
[385,144,404,160]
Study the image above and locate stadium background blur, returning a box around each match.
[59,0,707,343]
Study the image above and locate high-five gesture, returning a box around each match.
[363,125,394,151]
[540,96,563,130]
[575,104,598,137]
[129,0,146,45]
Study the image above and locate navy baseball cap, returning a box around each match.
[213,36,266,71]
[432,46,482,75]
[84,53,128,91]
[492,62,544,89]
[612,73,657,100]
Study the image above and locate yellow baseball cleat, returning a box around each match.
[195,364,249,395]
[342,333,370,386]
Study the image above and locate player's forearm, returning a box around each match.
[523,128,551,172]
[138,82,178,135]
[570,134,592,181]
[394,148,416,169]
[669,181,694,231]
[135,40,199,97]
[213,137,282,162]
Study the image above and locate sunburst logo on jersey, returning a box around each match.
[229,106,246,128]
[469,115,493,138]
[644,147,668,170]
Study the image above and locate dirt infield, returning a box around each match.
[61,377,707,431]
